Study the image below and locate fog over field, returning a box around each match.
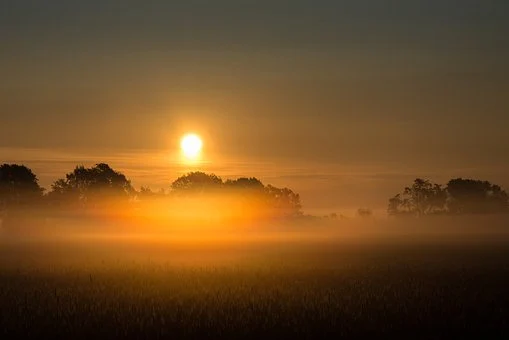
[2,0,508,337]
[2,213,509,266]
[2,214,509,338]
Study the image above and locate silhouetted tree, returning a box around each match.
[388,178,446,217]
[0,164,44,213]
[225,177,264,190]
[138,186,154,199]
[225,177,302,217]
[265,185,303,218]
[388,194,406,216]
[136,187,167,202]
[170,172,302,218]
[170,172,223,194]
[48,163,134,208]
[357,208,373,218]
[446,178,509,214]
[222,177,267,217]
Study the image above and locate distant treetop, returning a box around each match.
[48,163,134,208]
[447,178,509,215]
[171,172,223,193]
[389,177,508,216]
[0,164,44,211]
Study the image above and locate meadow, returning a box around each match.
[1,217,509,339]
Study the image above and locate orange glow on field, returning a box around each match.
[127,194,276,232]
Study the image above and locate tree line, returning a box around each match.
[388,178,509,216]
[0,163,303,223]
[1,163,508,227]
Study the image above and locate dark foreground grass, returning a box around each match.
[1,231,509,339]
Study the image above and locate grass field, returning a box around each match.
[1,219,509,338]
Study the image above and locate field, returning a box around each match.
[1,218,509,338]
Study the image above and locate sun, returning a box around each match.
[180,133,203,160]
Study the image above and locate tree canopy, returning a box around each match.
[388,179,446,217]
[170,172,302,217]
[3,163,508,226]
[0,164,44,212]
[171,172,223,194]
[264,185,302,218]
[447,178,509,214]
[48,163,134,208]
[389,177,508,216]
[225,177,265,192]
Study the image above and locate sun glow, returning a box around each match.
[180,133,203,160]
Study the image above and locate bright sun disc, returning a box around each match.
[180,134,203,159]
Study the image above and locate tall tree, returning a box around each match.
[446,178,508,214]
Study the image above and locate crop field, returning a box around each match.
[1,222,509,339]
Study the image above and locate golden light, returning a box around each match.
[180,133,203,160]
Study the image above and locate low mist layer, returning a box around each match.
[2,216,509,338]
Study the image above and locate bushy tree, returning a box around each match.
[224,177,266,206]
[226,178,302,217]
[225,177,265,192]
[0,164,44,212]
[169,172,302,218]
[388,178,446,217]
[48,163,134,208]
[265,185,303,218]
[447,178,508,214]
[170,172,223,194]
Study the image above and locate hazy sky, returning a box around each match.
[1,1,508,213]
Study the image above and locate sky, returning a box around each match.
[1,0,508,214]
